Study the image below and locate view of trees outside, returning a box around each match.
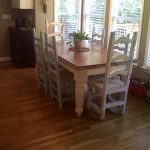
[55,0,81,40]
[55,0,105,40]
[83,0,105,38]
[111,0,142,57]
[111,0,142,37]
[146,39,150,67]
[55,0,143,56]
[145,17,150,68]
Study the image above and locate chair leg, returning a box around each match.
[58,89,63,109]
[100,107,106,121]
[87,79,92,109]
[122,104,126,115]
[49,80,53,99]
[122,91,128,115]
[58,101,63,109]
[44,84,48,95]
[119,91,127,115]
[100,95,106,120]
[36,76,41,89]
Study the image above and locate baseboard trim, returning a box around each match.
[0,57,11,62]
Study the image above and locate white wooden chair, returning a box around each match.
[91,27,105,48]
[88,31,137,120]
[32,29,48,94]
[115,28,127,39]
[89,32,130,81]
[45,33,75,108]
[87,27,105,80]
[113,33,130,55]
[45,18,64,41]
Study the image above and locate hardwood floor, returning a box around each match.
[0,62,150,150]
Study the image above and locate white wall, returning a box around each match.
[35,0,54,33]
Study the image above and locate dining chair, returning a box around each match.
[87,27,105,80]
[91,27,105,48]
[45,33,75,109]
[45,18,64,41]
[115,28,127,39]
[88,31,137,120]
[113,33,130,55]
[32,29,48,94]
[89,32,130,82]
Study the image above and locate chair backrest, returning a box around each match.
[91,27,105,48]
[44,33,61,95]
[32,29,48,94]
[33,29,46,69]
[115,28,127,39]
[104,31,138,92]
[113,34,130,55]
[45,18,64,40]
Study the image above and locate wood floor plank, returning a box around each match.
[0,62,150,150]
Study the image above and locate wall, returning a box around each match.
[0,0,14,58]
[35,0,54,34]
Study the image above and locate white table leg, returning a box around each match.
[74,71,87,117]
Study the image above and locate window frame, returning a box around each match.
[54,0,144,60]
[110,0,144,59]
[54,0,107,41]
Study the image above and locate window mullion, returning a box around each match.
[80,0,84,31]
[103,0,111,48]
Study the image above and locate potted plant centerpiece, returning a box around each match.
[67,30,89,50]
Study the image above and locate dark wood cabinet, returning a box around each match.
[9,27,35,67]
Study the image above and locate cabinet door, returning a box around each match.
[12,0,34,9]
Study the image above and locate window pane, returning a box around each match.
[55,0,81,41]
[111,0,143,56]
[83,0,105,38]
[146,39,150,68]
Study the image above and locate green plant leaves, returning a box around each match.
[67,31,89,48]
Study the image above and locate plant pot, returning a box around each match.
[74,41,82,49]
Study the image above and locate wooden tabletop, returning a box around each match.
[57,41,108,70]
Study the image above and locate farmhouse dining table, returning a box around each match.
[57,41,125,117]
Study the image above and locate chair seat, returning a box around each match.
[89,74,105,81]
[91,77,125,94]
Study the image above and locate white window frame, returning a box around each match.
[110,0,144,59]
[54,0,106,41]
[54,0,144,57]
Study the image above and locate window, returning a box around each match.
[55,0,143,58]
[83,0,105,38]
[55,0,105,41]
[146,40,150,68]
[111,0,143,57]
[145,14,150,69]
[111,0,142,35]
[55,0,81,40]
